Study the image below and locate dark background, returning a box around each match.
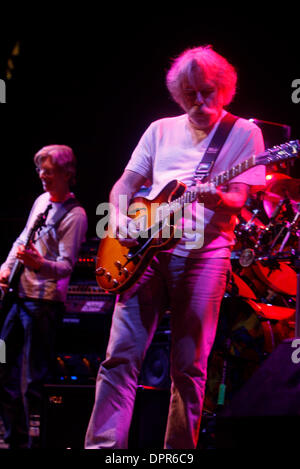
[0,10,299,260]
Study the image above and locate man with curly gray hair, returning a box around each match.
[85,45,265,449]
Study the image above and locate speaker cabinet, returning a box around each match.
[129,386,170,449]
[216,340,300,448]
[139,341,171,390]
[41,384,170,449]
[41,384,95,449]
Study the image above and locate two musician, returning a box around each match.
[2,45,294,450]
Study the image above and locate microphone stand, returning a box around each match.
[274,203,300,336]
[278,206,300,254]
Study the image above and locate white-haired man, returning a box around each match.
[85,45,266,449]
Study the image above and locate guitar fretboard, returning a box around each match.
[211,154,256,187]
[169,154,257,212]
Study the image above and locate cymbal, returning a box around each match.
[263,175,300,218]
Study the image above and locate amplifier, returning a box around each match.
[41,384,170,449]
[65,283,115,314]
[53,283,116,369]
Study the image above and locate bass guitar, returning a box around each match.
[95,140,300,293]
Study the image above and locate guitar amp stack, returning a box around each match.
[41,240,172,449]
[50,238,172,389]
[52,239,116,384]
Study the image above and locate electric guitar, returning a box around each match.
[95,140,300,293]
[0,204,52,312]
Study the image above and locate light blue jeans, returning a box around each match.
[85,252,231,449]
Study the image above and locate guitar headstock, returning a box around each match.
[256,140,300,165]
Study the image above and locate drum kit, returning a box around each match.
[233,172,299,305]
[204,172,300,413]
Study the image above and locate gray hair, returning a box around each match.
[166,45,237,108]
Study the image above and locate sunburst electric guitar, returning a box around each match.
[95,140,300,293]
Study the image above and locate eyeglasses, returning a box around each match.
[35,167,55,177]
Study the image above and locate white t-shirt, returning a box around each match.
[125,111,266,258]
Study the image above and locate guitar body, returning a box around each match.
[96,180,186,293]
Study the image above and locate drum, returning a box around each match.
[240,260,297,298]
[263,172,300,220]
[226,272,257,299]
[203,296,295,413]
[233,207,265,253]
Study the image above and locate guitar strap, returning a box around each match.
[34,197,81,241]
[193,112,239,183]
[50,197,81,229]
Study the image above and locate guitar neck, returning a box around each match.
[210,154,256,187]
[7,206,51,289]
[7,228,36,287]
[170,154,257,212]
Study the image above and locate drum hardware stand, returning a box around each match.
[274,202,300,336]
[271,203,300,336]
[216,338,231,409]
[277,204,300,254]
[294,232,300,337]
[256,252,294,262]
[243,209,260,230]
[254,198,287,253]
[199,339,232,449]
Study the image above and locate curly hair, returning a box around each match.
[166,45,237,108]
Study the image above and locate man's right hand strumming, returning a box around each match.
[110,212,139,247]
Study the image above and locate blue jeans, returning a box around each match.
[0,298,64,448]
[85,252,231,449]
